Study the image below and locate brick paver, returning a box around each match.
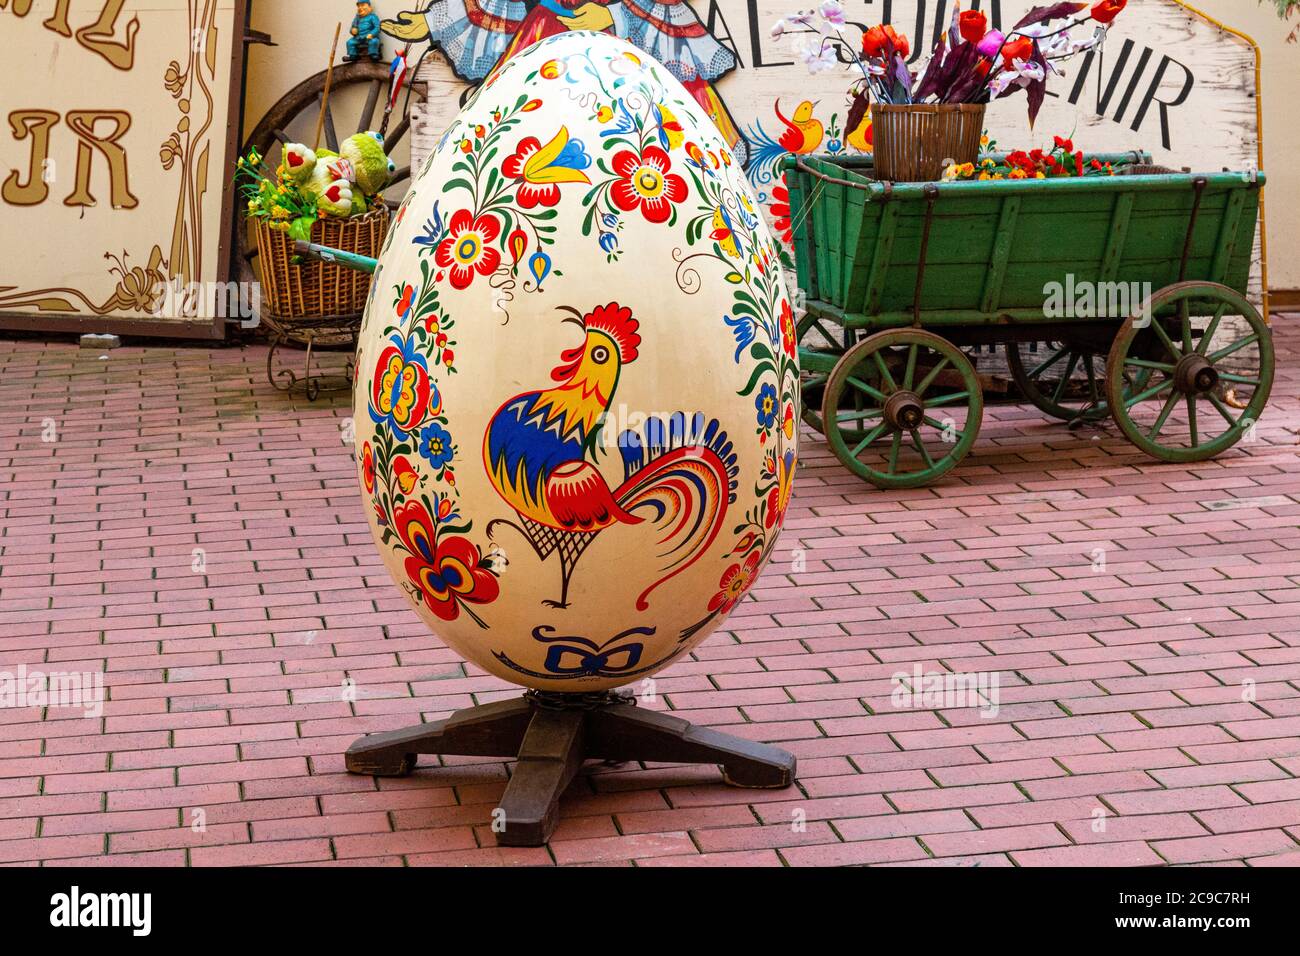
[2,321,1299,866]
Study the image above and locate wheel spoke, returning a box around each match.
[1187,397,1199,446]
[1147,391,1180,440]
[1150,317,1181,359]
[803,373,828,387]
[872,351,898,392]
[1209,333,1260,364]
[837,407,885,424]
[1051,352,1081,405]
[926,391,971,408]
[923,414,960,434]
[1124,358,1176,373]
[887,431,902,473]
[847,375,889,404]
[1028,345,1070,380]
[1125,377,1174,408]
[1208,394,1240,428]
[1180,300,1194,354]
[1196,303,1229,356]
[914,357,951,396]
[1219,373,1260,386]
[851,423,890,457]
[904,343,918,390]
[1083,355,1100,403]
[909,429,935,468]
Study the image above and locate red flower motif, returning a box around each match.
[396,283,416,319]
[769,183,793,246]
[778,299,796,360]
[708,551,761,615]
[610,146,687,224]
[361,441,375,494]
[393,501,499,622]
[435,209,502,290]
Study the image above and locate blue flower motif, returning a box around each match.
[418,421,455,471]
[724,313,757,363]
[599,232,618,254]
[600,213,618,230]
[755,383,778,428]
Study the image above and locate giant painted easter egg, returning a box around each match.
[354,30,798,692]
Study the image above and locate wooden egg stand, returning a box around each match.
[345,690,796,847]
[294,240,797,847]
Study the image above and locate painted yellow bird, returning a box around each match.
[776,100,824,155]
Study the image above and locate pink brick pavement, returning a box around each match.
[1,321,1299,867]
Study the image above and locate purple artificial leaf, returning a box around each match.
[845,88,870,139]
[1026,76,1047,127]
[1013,2,1088,31]
[941,44,983,103]
[914,35,948,101]
[894,55,915,102]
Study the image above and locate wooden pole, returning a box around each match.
[313,23,343,152]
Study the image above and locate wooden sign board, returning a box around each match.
[400,0,1265,309]
[0,0,249,338]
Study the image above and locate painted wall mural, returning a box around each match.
[394,0,1264,300]
[0,0,245,334]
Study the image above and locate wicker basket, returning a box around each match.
[254,206,388,321]
[870,103,987,182]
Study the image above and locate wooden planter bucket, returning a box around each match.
[254,206,389,321]
[870,103,987,182]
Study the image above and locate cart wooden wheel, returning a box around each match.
[797,311,856,435]
[1007,341,1153,424]
[822,329,983,489]
[1105,281,1273,463]
[1006,341,1111,422]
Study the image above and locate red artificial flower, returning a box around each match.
[1002,36,1034,67]
[1090,0,1127,25]
[862,24,908,59]
[393,501,499,622]
[1053,135,1074,153]
[610,146,687,224]
[434,209,502,290]
[959,10,988,44]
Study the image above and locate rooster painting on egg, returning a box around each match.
[355,31,797,692]
[483,300,738,611]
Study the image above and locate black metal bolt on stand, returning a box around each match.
[345,690,797,847]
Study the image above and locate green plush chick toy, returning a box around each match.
[303,155,355,218]
[340,131,395,197]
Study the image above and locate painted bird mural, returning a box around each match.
[774,100,824,155]
[483,302,739,610]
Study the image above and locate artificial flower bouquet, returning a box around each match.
[943,135,1124,181]
[774,0,1130,180]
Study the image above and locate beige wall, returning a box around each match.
[244,0,1299,290]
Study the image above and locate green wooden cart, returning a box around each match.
[784,153,1271,488]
